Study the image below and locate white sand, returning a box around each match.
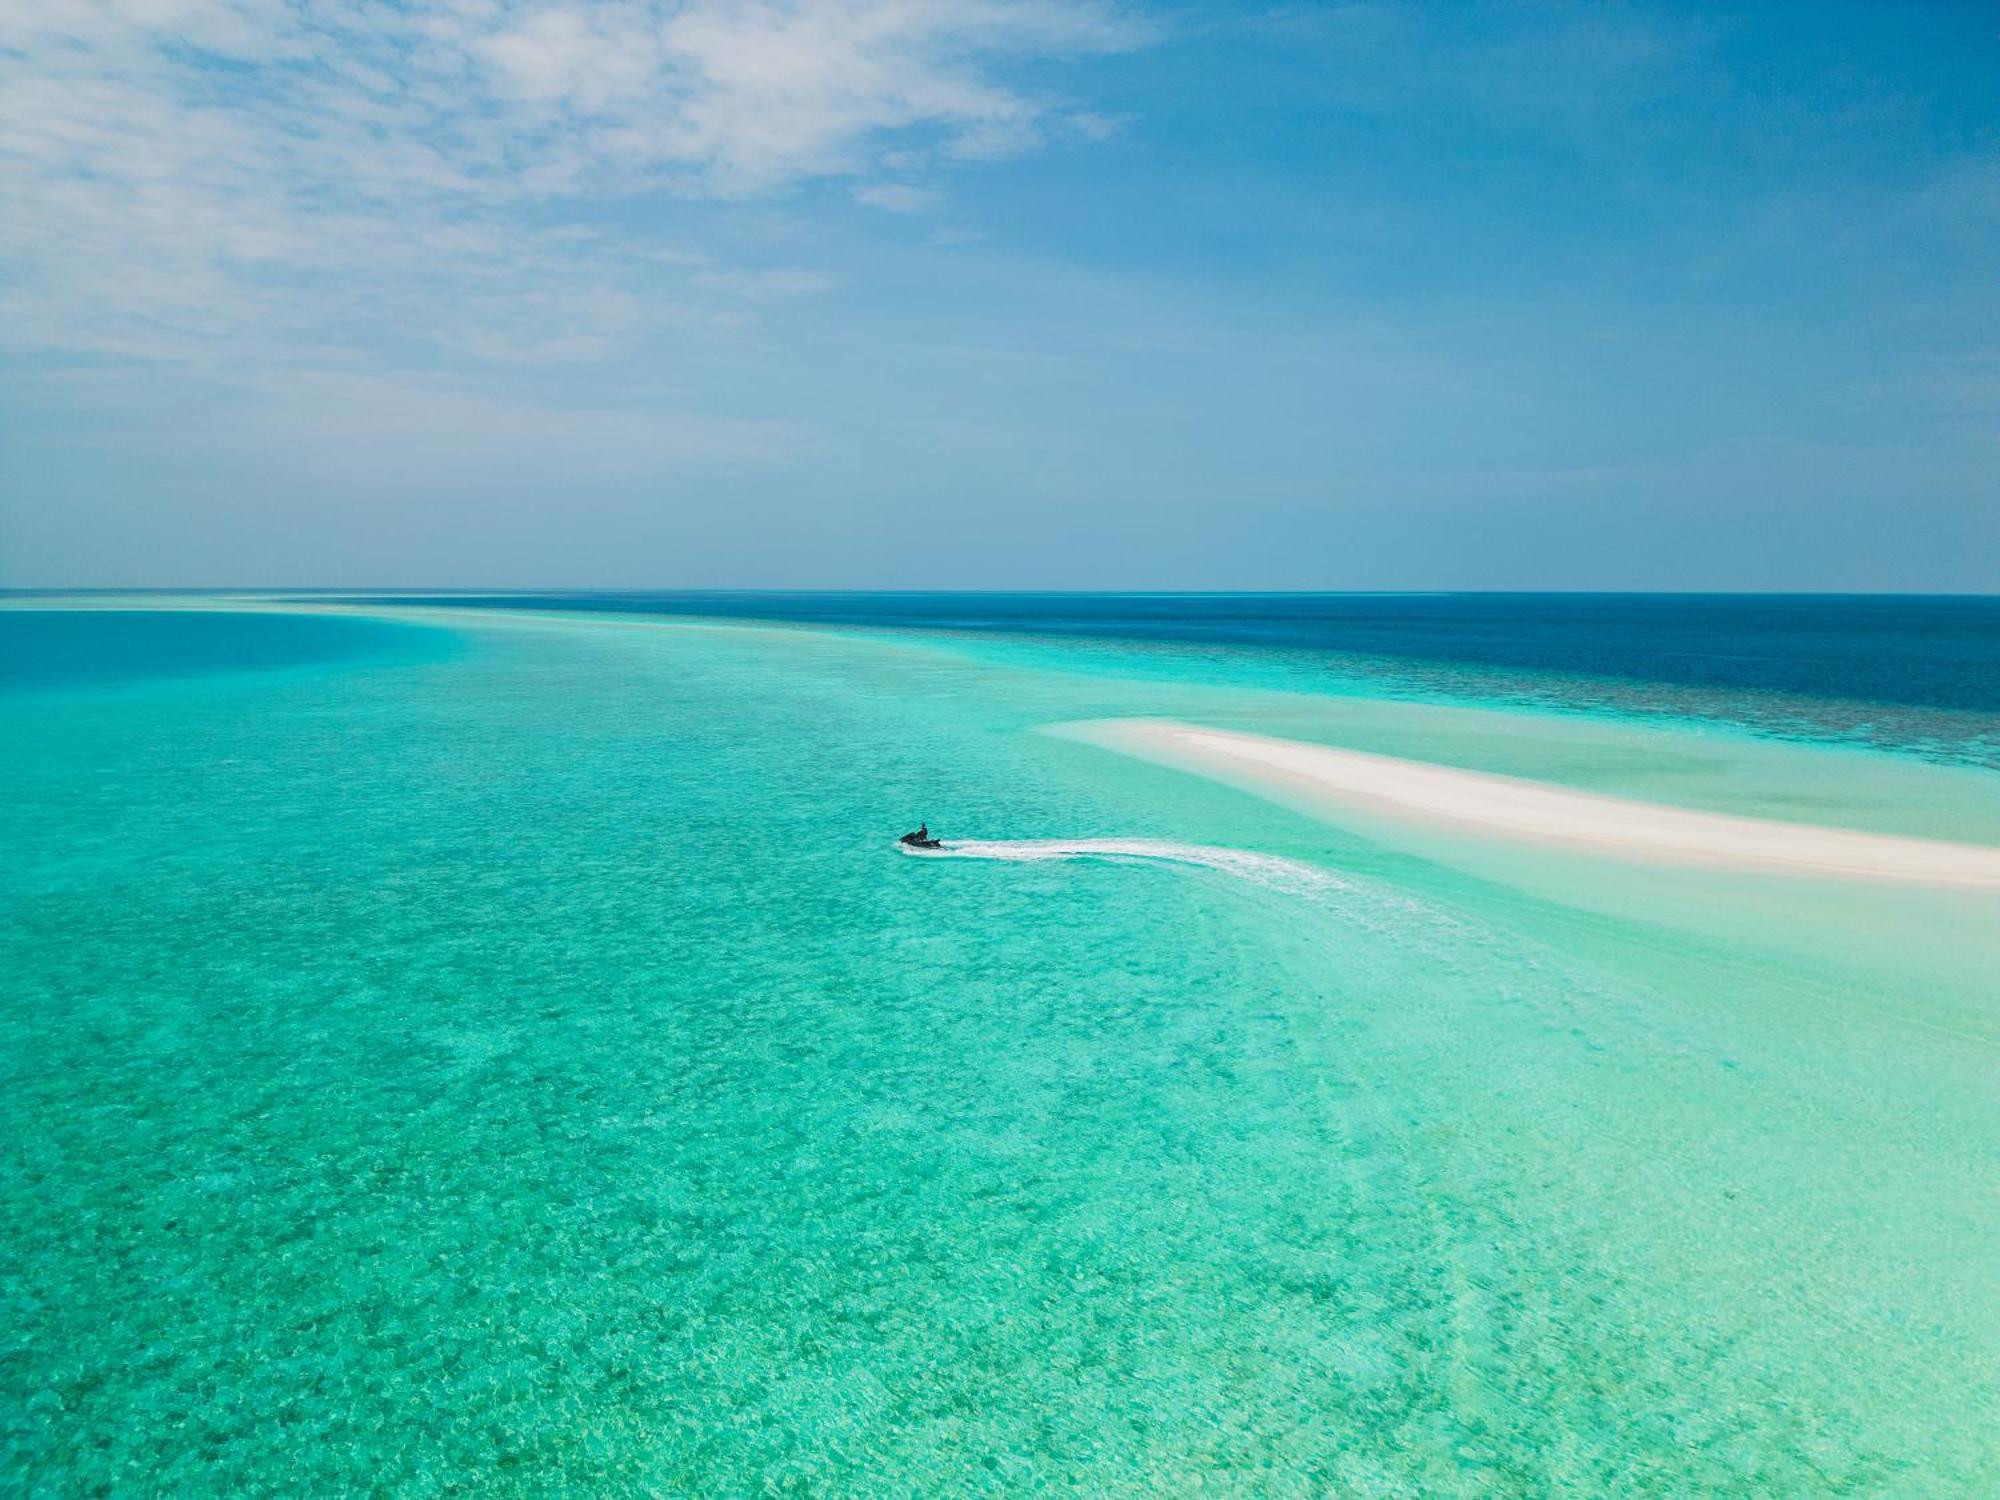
[1060,719,2000,889]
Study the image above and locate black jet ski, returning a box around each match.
[899,827,944,850]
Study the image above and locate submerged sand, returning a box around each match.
[1057,718,2000,889]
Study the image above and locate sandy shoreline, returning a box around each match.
[1056,718,2000,889]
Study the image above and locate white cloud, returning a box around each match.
[854,182,936,212]
[0,0,1147,366]
[690,267,840,300]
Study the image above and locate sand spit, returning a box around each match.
[1056,719,2000,889]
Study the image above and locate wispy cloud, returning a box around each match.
[854,182,936,213]
[0,0,1147,367]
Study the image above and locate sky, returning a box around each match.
[1,0,1995,590]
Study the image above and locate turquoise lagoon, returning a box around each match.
[3,599,1997,1494]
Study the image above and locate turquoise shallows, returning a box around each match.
[3,604,1997,1495]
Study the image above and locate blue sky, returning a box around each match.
[1,1,1994,588]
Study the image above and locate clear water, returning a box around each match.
[0,607,447,696]
[3,600,1997,1494]
[344,591,2000,767]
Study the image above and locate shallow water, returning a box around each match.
[3,602,1996,1494]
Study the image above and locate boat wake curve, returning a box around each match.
[896,836,1347,896]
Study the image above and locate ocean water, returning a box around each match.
[346,591,2000,767]
[0,607,447,695]
[3,598,1997,1494]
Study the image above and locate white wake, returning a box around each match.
[897,836,1347,896]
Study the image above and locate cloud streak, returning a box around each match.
[0,0,1145,365]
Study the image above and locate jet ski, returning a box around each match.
[899,826,944,850]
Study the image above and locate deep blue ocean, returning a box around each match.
[343,592,2000,765]
[346,592,1999,709]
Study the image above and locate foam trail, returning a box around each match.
[897,837,1347,896]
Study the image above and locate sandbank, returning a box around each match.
[1055,719,2000,889]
